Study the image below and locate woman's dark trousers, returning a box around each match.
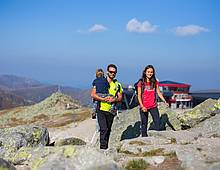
[139,107,160,137]
[97,109,115,149]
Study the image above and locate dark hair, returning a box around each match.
[107,64,117,72]
[142,65,156,89]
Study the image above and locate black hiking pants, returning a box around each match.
[97,109,115,149]
[139,107,160,137]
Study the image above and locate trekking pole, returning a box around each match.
[90,130,97,145]
[129,91,136,106]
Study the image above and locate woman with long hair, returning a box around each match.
[137,65,168,137]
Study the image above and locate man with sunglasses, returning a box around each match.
[91,64,123,150]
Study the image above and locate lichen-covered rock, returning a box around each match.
[178,98,218,128]
[0,158,16,170]
[157,103,183,130]
[36,146,121,170]
[55,137,86,146]
[190,112,220,137]
[5,146,121,170]
[214,98,220,109]
[110,107,140,148]
[110,104,182,148]
[0,125,49,154]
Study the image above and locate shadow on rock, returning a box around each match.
[120,121,141,141]
[149,113,176,131]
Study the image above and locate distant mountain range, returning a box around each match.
[0,89,32,110]
[0,74,42,90]
[0,74,91,110]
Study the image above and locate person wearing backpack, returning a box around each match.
[137,65,168,137]
[91,64,123,149]
[91,68,118,131]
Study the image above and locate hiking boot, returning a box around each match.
[92,112,96,119]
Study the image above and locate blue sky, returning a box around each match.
[0,0,219,90]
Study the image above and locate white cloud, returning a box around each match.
[88,24,107,33]
[173,25,209,36]
[126,18,158,33]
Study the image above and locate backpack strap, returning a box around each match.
[138,79,145,95]
[114,80,121,97]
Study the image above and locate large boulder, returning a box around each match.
[110,107,140,148]
[190,112,220,137]
[0,158,16,170]
[110,103,181,148]
[0,125,49,154]
[5,146,121,170]
[156,102,183,130]
[178,98,218,129]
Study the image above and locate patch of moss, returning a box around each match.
[120,148,175,158]
[31,157,46,170]
[125,159,149,170]
[4,145,17,154]
[55,137,86,146]
[32,130,42,141]
[214,99,220,109]
[143,148,164,157]
[63,146,75,158]
[12,148,31,163]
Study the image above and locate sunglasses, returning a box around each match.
[109,71,117,74]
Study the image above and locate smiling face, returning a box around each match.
[107,66,117,79]
[145,68,154,80]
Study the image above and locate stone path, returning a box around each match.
[48,118,97,144]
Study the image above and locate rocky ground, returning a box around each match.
[0,92,220,170]
[48,117,97,144]
[0,92,92,128]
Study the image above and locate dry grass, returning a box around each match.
[125,159,149,170]
[0,107,91,128]
[40,110,91,128]
[142,148,165,157]
[119,148,179,160]
[129,141,146,146]
[1,113,50,128]
[33,114,49,121]
[170,138,177,144]
[9,117,28,126]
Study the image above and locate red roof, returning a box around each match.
[159,80,191,88]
